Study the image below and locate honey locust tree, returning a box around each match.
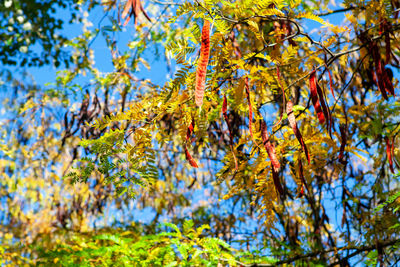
[1,0,400,265]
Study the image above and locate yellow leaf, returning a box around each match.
[297,12,326,25]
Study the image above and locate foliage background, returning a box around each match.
[1,0,400,266]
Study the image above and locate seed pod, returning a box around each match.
[380,19,391,65]
[186,118,195,142]
[185,146,198,168]
[271,167,284,196]
[185,118,197,168]
[261,120,283,195]
[297,159,309,197]
[195,20,211,107]
[338,124,347,165]
[222,95,238,171]
[309,70,325,124]
[385,137,394,173]
[310,70,332,136]
[287,100,310,164]
[325,66,337,101]
[122,0,151,26]
[316,80,332,137]
[370,41,393,98]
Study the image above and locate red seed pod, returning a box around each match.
[325,66,337,101]
[315,81,332,137]
[370,41,392,99]
[261,121,280,171]
[261,120,283,195]
[380,19,391,65]
[297,185,304,198]
[195,20,211,107]
[310,70,332,136]
[185,146,198,168]
[122,0,151,26]
[287,101,310,164]
[222,95,238,171]
[309,70,325,124]
[385,137,394,173]
[272,167,284,196]
[186,118,195,142]
[222,94,228,116]
[296,160,305,198]
[298,159,309,194]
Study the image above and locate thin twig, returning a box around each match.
[150,0,181,5]
[317,6,358,17]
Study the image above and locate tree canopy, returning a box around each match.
[1,0,400,265]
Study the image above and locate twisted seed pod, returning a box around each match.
[309,70,325,124]
[287,100,310,164]
[261,120,283,195]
